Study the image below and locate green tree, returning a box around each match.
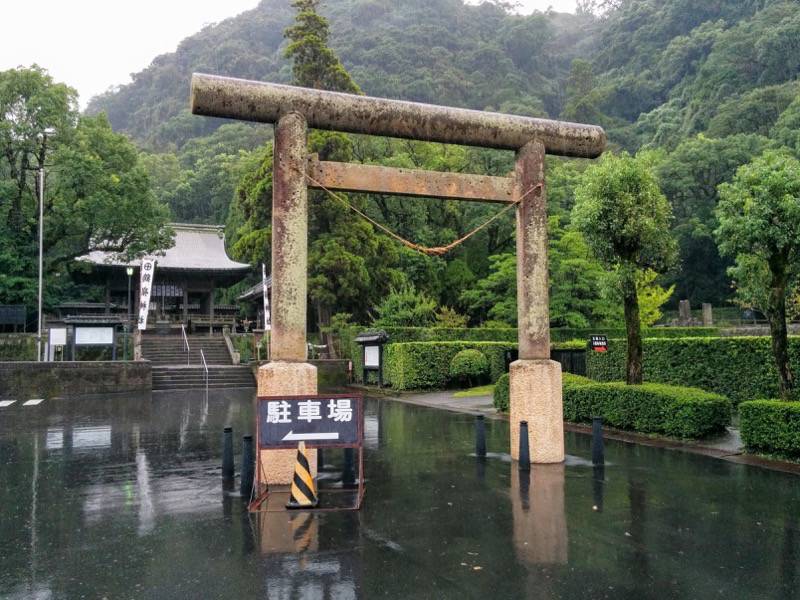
[0,65,76,232]
[715,151,800,400]
[0,67,172,309]
[594,268,675,327]
[572,152,677,384]
[655,133,769,304]
[372,285,437,327]
[284,0,361,94]
[459,253,517,326]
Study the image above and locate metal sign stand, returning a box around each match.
[249,394,365,513]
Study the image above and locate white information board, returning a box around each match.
[75,327,114,346]
[49,328,67,346]
[364,345,380,368]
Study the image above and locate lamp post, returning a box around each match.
[126,266,134,360]
[36,167,44,362]
[35,128,55,362]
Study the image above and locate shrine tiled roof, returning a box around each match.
[81,223,251,273]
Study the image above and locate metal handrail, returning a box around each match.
[200,349,209,396]
[181,324,190,365]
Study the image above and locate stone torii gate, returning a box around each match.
[190,73,606,484]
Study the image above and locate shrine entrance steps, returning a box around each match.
[141,335,255,392]
[151,365,255,392]
[141,335,231,366]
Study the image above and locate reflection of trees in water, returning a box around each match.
[627,476,650,589]
[781,514,798,600]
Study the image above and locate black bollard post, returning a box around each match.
[475,414,487,458]
[343,447,356,486]
[240,435,254,499]
[222,427,234,480]
[518,421,530,471]
[317,448,325,471]
[591,416,605,466]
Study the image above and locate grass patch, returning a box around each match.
[454,384,495,397]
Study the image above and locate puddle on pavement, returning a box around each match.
[1,391,798,599]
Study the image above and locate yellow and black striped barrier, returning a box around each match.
[286,441,319,509]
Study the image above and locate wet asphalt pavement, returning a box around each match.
[0,390,799,599]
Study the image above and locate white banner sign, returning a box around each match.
[137,258,156,330]
[262,262,271,332]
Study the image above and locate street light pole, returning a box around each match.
[37,167,44,362]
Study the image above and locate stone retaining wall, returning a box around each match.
[0,361,151,399]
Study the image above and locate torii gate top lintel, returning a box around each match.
[190,73,606,158]
[189,73,606,478]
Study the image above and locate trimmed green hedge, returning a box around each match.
[343,326,516,382]
[342,325,716,382]
[494,372,592,412]
[587,336,800,404]
[493,373,510,411]
[385,341,516,390]
[564,380,731,438]
[740,400,800,457]
[550,326,718,342]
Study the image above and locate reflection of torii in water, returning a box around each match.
[190,75,606,487]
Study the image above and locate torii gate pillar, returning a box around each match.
[256,112,318,483]
[510,140,563,463]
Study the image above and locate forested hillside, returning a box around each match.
[82,0,800,320]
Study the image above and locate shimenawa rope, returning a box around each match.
[299,167,543,257]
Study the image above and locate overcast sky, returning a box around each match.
[1,0,577,108]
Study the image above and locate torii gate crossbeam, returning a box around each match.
[190,73,606,486]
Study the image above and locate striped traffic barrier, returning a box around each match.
[286,441,319,509]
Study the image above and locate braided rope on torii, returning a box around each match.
[300,165,543,257]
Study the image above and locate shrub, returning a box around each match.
[587,336,800,404]
[739,400,800,457]
[385,341,515,390]
[493,373,510,411]
[372,286,437,327]
[450,349,489,385]
[343,326,517,382]
[563,380,731,438]
[563,373,593,387]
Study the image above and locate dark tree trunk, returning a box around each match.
[316,303,337,359]
[622,276,643,385]
[767,260,794,400]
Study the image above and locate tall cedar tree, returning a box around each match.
[284,0,361,95]
[284,1,396,353]
[572,153,677,384]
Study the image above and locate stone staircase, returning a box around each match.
[150,365,255,392]
[141,335,231,366]
[142,335,255,392]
